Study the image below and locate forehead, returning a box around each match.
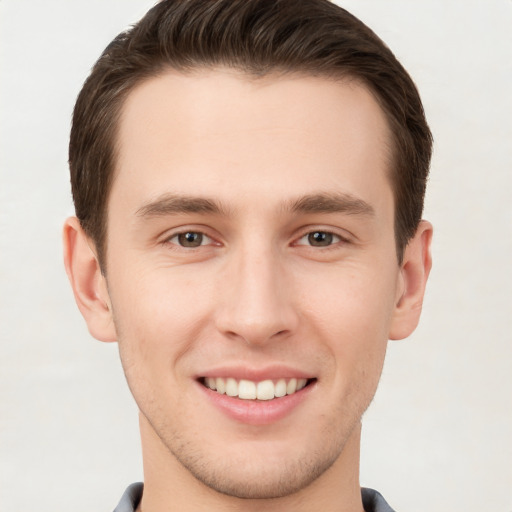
[113,68,393,217]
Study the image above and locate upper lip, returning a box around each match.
[196,365,315,382]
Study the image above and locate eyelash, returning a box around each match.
[164,228,349,250]
[294,230,348,248]
[166,231,215,249]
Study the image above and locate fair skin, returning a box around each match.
[64,69,432,512]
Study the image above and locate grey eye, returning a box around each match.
[176,232,205,247]
[307,231,335,247]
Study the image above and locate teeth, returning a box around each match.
[275,379,287,397]
[257,380,274,400]
[225,378,238,397]
[238,380,256,399]
[286,378,297,394]
[215,377,226,394]
[203,377,310,400]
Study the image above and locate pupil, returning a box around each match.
[308,231,332,246]
[179,232,202,247]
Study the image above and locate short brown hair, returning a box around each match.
[69,0,432,268]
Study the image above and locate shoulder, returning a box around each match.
[113,483,143,512]
[361,487,396,512]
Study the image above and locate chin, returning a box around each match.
[183,455,339,499]
[165,430,346,500]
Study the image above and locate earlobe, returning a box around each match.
[63,217,117,342]
[389,220,433,340]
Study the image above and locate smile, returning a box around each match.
[201,377,311,400]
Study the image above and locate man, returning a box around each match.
[63,1,432,511]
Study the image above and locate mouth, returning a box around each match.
[199,377,315,401]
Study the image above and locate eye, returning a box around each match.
[168,231,212,248]
[296,230,343,247]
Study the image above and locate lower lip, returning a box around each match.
[197,381,315,426]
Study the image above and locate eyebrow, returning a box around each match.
[287,192,375,217]
[135,191,374,219]
[136,194,230,218]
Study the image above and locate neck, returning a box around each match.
[137,414,365,512]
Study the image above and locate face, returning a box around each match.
[100,70,406,498]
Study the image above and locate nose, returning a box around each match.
[215,244,299,346]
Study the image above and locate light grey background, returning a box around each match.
[1,1,511,511]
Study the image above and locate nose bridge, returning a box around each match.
[216,237,297,344]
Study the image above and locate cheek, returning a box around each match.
[109,267,215,380]
[298,261,398,340]
[295,261,396,389]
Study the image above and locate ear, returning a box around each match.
[63,217,117,342]
[389,220,433,340]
